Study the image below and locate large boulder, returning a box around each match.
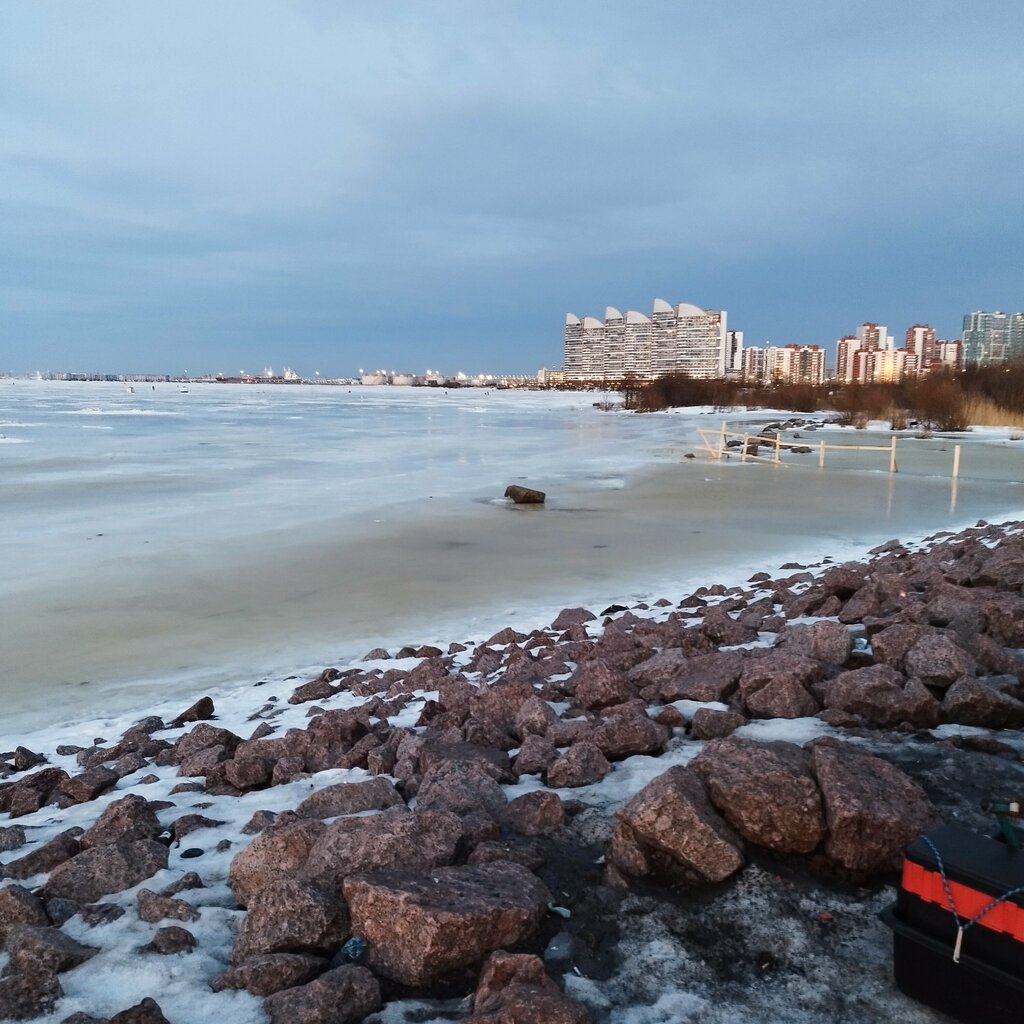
[738,652,821,717]
[4,923,97,974]
[779,621,853,667]
[591,708,670,760]
[263,964,381,1024]
[212,952,328,996]
[821,664,940,728]
[1,829,81,881]
[546,742,610,789]
[903,633,974,689]
[634,650,746,703]
[301,810,463,893]
[0,885,50,943]
[504,485,545,504]
[41,840,169,904]
[80,794,162,850]
[942,677,1024,729]
[469,951,591,1024]
[415,761,508,819]
[295,777,405,819]
[568,661,636,711]
[55,766,119,807]
[228,820,326,907]
[690,739,825,854]
[231,878,349,964]
[810,740,939,874]
[611,766,743,883]
[343,861,551,986]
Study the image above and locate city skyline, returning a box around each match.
[1,3,1022,377]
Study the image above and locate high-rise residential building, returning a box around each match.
[726,331,744,375]
[563,299,727,381]
[742,344,825,385]
[835,322,895,382]
[961,311,1024,365]
[905,325,937,369]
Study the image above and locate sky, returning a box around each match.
[1,1,1022,377]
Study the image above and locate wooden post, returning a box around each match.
[818,439,826,468]
[741,433,749,462]
[889,436,898,473]
[774,433,781,465]
[952,445,961,479]
[720,420,727,461]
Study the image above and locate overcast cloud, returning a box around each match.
[1,1,1022,375]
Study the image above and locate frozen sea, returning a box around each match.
[2,378,1023,741]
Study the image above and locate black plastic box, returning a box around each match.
[881,823,1024,1024]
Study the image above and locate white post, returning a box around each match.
[952,445,961,479]
[774,433,781,464]
[889,436,897,474]
[818,439,826,469]
[741,433,749,462]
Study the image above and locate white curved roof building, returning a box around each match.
[563,298,727,382]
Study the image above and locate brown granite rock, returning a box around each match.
[231,878,349,964]
[469,950,591,1024]
[744,677,820,719]
[634,647,749,704]
[568,660,636,710]
[170,813,225,843]
[295,777,405,819]
[690,708,747,740]
[780,620,853,666]
[223,756,273,791]
[170,695,215,726]
[513,734,559,777]
[904,633,974,688]
[942,677,1024,729]
[416,760,508,819]
[738,651,821,706]
[263,964,381,1024]
[42,840,170,904]
[546,742,610,789]
[700,604,759,646]
[691,739,825,854]
[551,607,596,630]
[0,825,26,853]
[0,962,61,1020]
[212,952,327,996]
[143,925,195,954]
[513,697,558,740]
[612,766,744,883]
[228,819,327,907]
[0,885,50,943]
[822,664,940,728]
[136,888,200,924]
[107,997,171,1023]
[56,766,119,806]
[869,623,929,670]
[591,710,670,760]
[343,861,551,986]
[171,722,242,765]
[1,767,69,817]
[301,810,463,893]
[503,791,565,836]
[810,740,940,874]
[80,794,161,850]
[5,923,98,973]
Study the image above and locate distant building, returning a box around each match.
[726,331,744,375]
[961,311,1024,365]
[563,299,727,382]
[742,344,825,385]
[835,322,896,383]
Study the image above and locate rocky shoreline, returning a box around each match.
[2,518,1023,1023]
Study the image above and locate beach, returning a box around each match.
[2,382,1023,740]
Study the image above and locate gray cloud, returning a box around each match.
[2,1,1022,374]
